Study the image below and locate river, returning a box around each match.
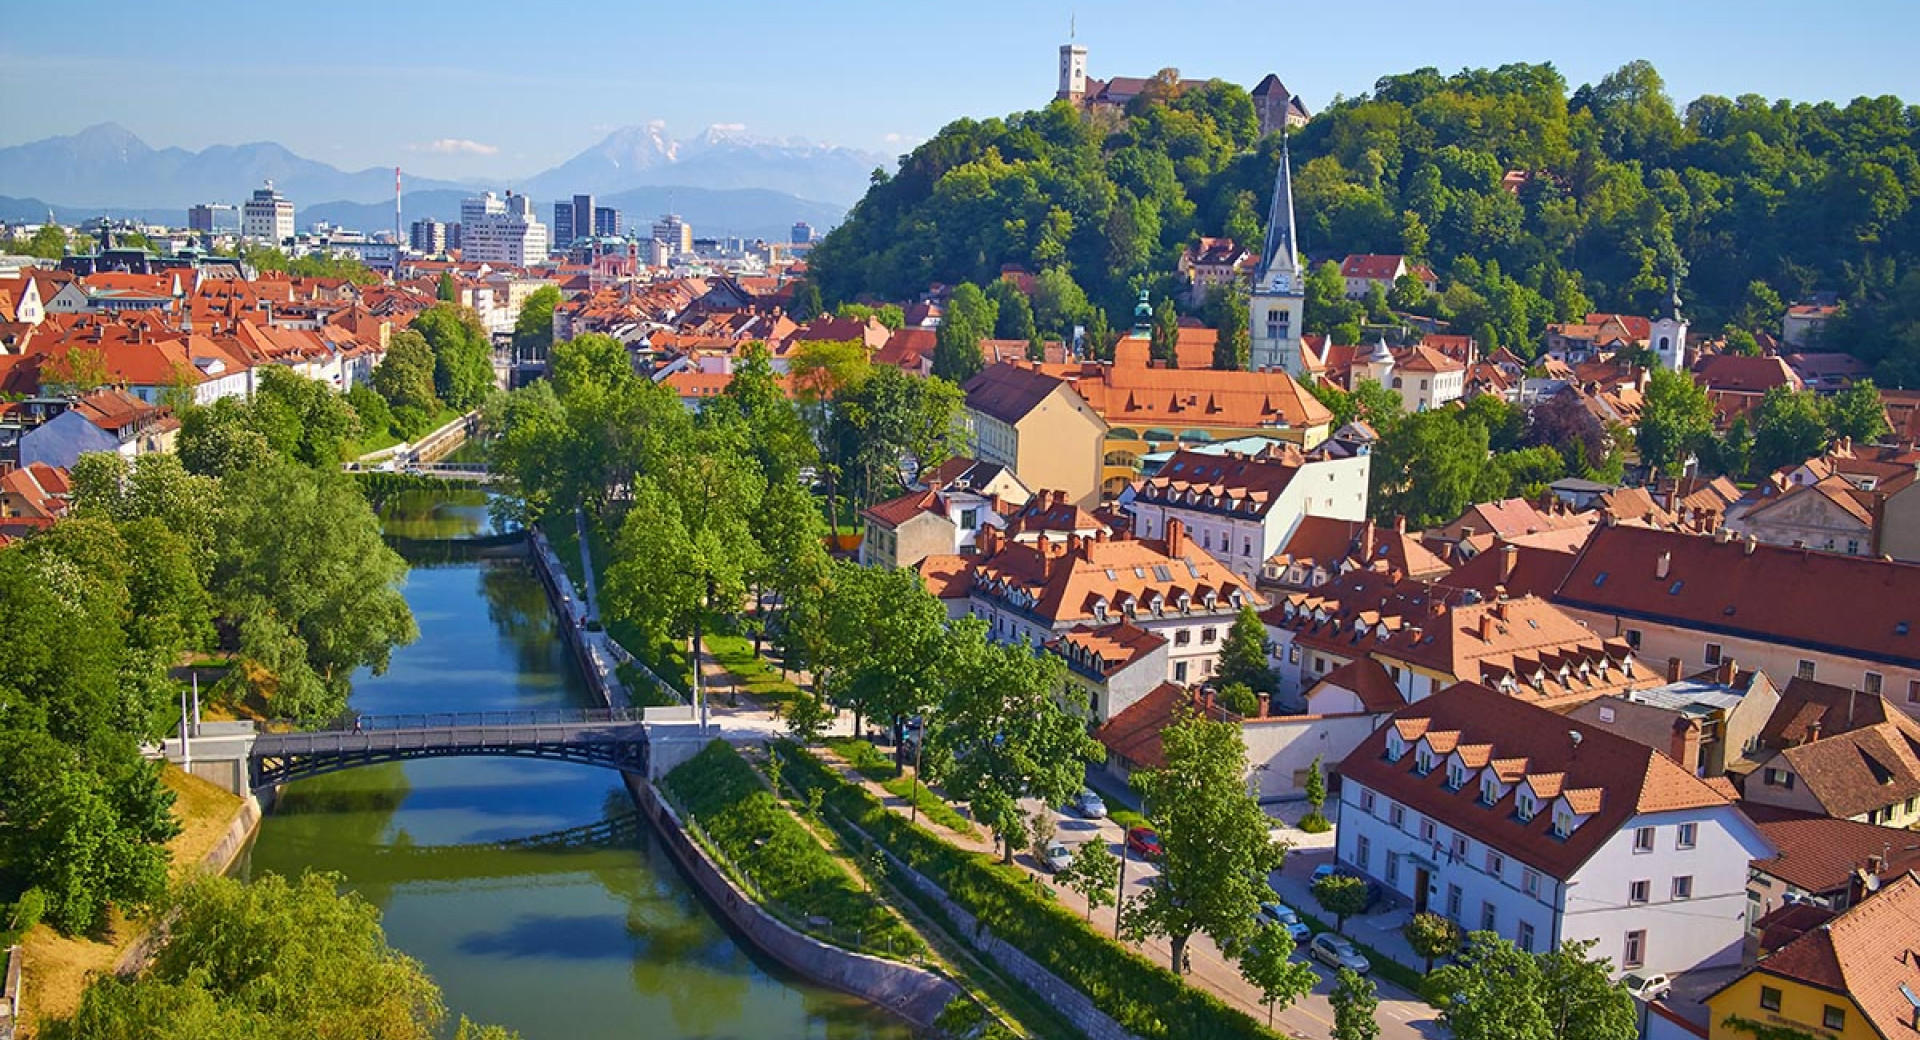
[241,492,915,1040]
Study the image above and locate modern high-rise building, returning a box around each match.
[592,206,621,237]
[552,202,575,246]
[241,181,295,244]
[651,213,692,254]
[459,191,549,266]
[791,221,814,245]
[553,193,595,246]
[409,218,447,255]
[188,204,222,233]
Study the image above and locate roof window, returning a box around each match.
[1593,572,1608,586]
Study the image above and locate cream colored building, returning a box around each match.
[961,363,1108,508]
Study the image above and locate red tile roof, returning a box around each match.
[1692,354,1803,394]
[1309,655,1405,713]
[1726,873,1920,1038]
[1096,682,1197,768]
[1742,802,1920,897]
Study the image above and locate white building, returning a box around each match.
[1248,138,1306,376]
[1123,442,1369,584]
[459,191,550,267]
[1335,682,1774,978]
[652,213,693,255]
[241,181,295,244]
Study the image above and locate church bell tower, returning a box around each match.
[1248,135,1306,375]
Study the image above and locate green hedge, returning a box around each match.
[664,741,922,958]
[775,741,1274,1040]
[826,738,976,835]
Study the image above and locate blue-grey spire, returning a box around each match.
[1257,133,1301,292]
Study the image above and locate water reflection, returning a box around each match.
[245,549,913,1039]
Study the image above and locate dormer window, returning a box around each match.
[1516,792,1536,822]
[1386,733,1405,762]
[1480,775,1499,806]
[1446,761,1466,790]
[1415,747,1435,775]
[1552,809,1574,838]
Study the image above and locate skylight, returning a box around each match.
[1152,565,1173,582]
[1593,572,1608,586]
[1668,580,1685,594]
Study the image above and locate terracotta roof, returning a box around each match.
[1095,682,1194,768]
[1435,497,1588,543]
[873,327,935,372]
[915,553,974,601]
[1339,254,1409,282]
[1341,682,1743,880]
[1394,344,1465,374]
[1555,525,1920,670]
[1049,620,1168,678]
[1004,489,1107,538]
[0,462,72,519]
[962,363,1073,425]
[1692,354,1803,394]
[1774,713,1920,820]
[967,525,1263,628]
[1034,339,1333,431]
[1752,902,1838,954]
[1308,655,1404,713]
[861,488,949,529]
[1440,541,1582,601]
[1743,803,1920,897]
[1266,516,1451,583]
[1727,872,1920,1038]
[1134,445,1310,521]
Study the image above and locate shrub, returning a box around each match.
[774,741,1273,1040]
[1298,812,1331,833]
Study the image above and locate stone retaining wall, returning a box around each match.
[627,777,961,1032]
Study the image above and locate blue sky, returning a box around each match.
[2,0,1915,180]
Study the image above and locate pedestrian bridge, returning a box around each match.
[248,708,650,789]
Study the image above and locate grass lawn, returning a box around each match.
[342,403,462,461]
[826,737,977,837]
[707,632,802,708]
[18,766,245,1031]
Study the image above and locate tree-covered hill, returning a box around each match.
[809,61,1920,382]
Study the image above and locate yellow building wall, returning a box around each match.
[1707,972,1875,1040]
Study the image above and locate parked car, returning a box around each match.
[1255,902,1312,942]
[1042,841,1072,873]
[1622,973,1671,1002]
[1069,790,1108,819]
[1125,827,1163,859]
[1309,933,1370,974]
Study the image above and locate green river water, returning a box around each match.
[240,493,915,1039]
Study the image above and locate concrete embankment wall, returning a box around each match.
[628,777,962,1031]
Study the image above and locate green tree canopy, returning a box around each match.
[1636,369,1717,476]
[932,281,994,382]
[412,304,495,411]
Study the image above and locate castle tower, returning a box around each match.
[1248,135,1306,375]
[1650,272,1688,372]
[1362,336,1394,387]
[1057,42,1088,101]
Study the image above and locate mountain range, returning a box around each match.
[0,123,887,229]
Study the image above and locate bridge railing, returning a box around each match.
[272,707,648,734]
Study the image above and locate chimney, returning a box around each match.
[1500,544,1518,582]
[1478,612,1496,642]
[1666,656,1684,683]
[1394,515,1407,534]
[1670,718,1702,773]
[1805,718,1822,745]
[1713,526,1731,544]
[1655,550,1671,580]
[1359,523,1377,562]
[1256,691,1271,718]
[1744,534,1758,556]
[1715,658,1738,686]
[1165,517,1187,558]
[1460,524,1476,540]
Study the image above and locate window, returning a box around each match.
[1846,539,1861,555]
[1759,986,1781,1012]
[1174,661,1188,682]
[1624,628,1642,649]
[1633,827,1655,853]
[1518,921,1535,952]
[1447,761,1466,789]
[1553,809,1574,838]
[1288,644,1301,664]
[1390,804,1406,829]
[1201,627,1218,644]
[1630,880,1650,904]
[1623,930,1646,969]
[1446,884,1462,919]
[1523,869,1540,898]
[1910,679,1920,705]
[1174,630,1192,646]
[1765,768,1797,790]
[1360,790,1376,813]
[1677,822,1697,849]
[1797,659,1816,680]
[1486,851,1505,877]
[1356,836,1371,870]
[1516,792,1536,821]
[1672,875,1693,900]
[1823,1007,1846,1030]
[959,507,979,529]
[1416,747,1435,775]
[1243,538,1252,557]
[1386,852,1400,885]
[1451,834,1469,861]
[1704,642,1721,666]
[1481,775,1500,806]
[1864,671,1883,695]
[1420,818,1436,842]
[1481,902,1496,931]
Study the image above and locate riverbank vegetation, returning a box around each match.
[774,741,1275,1040]
[39,872,518,1040]
[664,740,924,960]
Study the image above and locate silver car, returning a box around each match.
[1070,790,1108,819]
[1043,841,1072,873]
[1309,932,1370,973]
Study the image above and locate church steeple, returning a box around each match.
[1248,133,1307,376]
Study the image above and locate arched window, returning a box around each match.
[1658,335,1670,351]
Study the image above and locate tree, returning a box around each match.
[1426,932,1636,1040]
[1720,327,1760,356]
[1636,369,1716,477]
[411,304,494,411]
[1150,296,1181,366]
[1060,838,1119,921]
[1311,873,1371,935]
[372,329,440,415]
[932,282,993,382]
[1211,284,1250,370]
[813,562,950,744]
[928,619,1102,862]
[1404,911,1460,972]
[1751,386,1829,474]
[249,366,362,467]
[1300,755,1329,832]
[436,270,458,301]
[790,280,823,321]
[1825,379,1890,443]
[1125,709,1285,972]
[23,224,69,259]
[512,285,561,360]
[988,278,1038,344]
[43,872,521,1040]
[1215,604,1276,699]
[1330,967,1381,1040]
[1372,409,1498,527]
[1237,923,1318,1028]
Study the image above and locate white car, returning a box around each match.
[1623,973,1671,1002]
[1042,841,1072,873]
[1309,932,1370,973]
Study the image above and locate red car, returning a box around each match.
[1125,826,1163,859]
